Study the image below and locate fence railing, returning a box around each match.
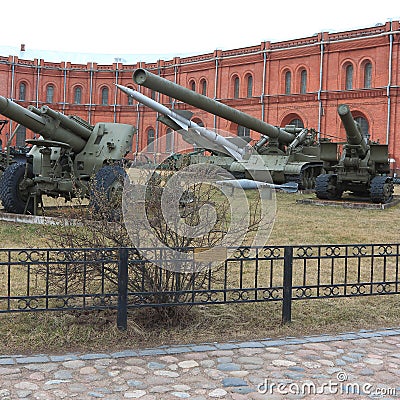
[0,244,399,329]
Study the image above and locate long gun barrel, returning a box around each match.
[338,104,368,156]
[116,84,246,160]
[0,96,92,152]
[133,68,296,145]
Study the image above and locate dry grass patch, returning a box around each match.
[0,187,399,354]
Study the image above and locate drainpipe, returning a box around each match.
[9,56,16,140]
[88,62,94,124]
[386,21,393,146]
[36,60,40,108]
[317,36,325,139]
[171,64,179,153]
[214,53,219,130]
[10,56,15,100]
[135,101,140,157]
[62,62,67,113]
[261,48,267,122]
[154,66,161,162]
[113,59,120,123]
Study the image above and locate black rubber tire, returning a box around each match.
[315,174,343,200]
[89,164,126,221]
[0,162,34,214]
[370,176,394,204]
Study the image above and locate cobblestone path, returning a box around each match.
[0,328,400,399]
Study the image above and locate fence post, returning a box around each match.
[282,246,293,324]
[117,247,129,330]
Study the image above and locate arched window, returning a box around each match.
[147,128,155,152]
[101,87,109,105]
[201,79,207,96]
[192,118,204,127]
[354,116,369,140]
[234,76,240,99]
[190,81,196,92]
[166,128,173,153]
[345,64,353,90]
[15,125,26,147]
[289,118,304,129]
[19,82,26,101]
[364,62,372,88]
[300,70,307,94]
[74,86,82,104]
[237,125,250,137]
[247,75,253,98]
[151,90,156,100]
[285,71,291,94]
[46,84,54,103]
[127,92,133,105]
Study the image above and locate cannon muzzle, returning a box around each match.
[0,96,91,152]
[133,68,296,144]
[338,104,368,156]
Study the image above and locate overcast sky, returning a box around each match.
[1,0,399,63]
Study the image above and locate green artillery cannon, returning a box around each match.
[315,104,393,203]
[0,96,135,214]
[0,119,10,174]
[132,68,323,190]
[0,119,30,176]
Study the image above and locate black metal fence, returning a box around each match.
[0,244,399,330]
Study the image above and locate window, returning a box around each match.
[101,87,109,105]
[285,71,291,94]
[300,70,307,94]
[364,62,372,88]
[354,116,369,140]
[345,64,353,90]
[128,94,133,105]
[166,128,173,153]
[201,79,207,96]
[15,125,26,147]
[237,125,250,137]
[151,90,156,100]
[189,80,196,92]
[19,83,26,101]
[234,77,240,99]
[74,86,82,104]
[289,118,304,129]
[147,128,155,152]
[46,85,54,103]
[247,75,253,97]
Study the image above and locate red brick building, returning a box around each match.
[0,21,399,171]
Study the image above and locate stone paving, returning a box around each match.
[1,328,400,399]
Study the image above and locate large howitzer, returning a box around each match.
[315,104,393,203]
[132,68,323,189]
[117,84,298,194]
[0,96,135,214]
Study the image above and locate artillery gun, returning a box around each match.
[0,120,30,176]
[315,104,393,203]
[0,96,135,214]
[132,68,323,189]
[0,119,9,174]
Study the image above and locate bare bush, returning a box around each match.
[45,163,268,325]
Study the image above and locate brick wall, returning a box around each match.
[0,21,399,169]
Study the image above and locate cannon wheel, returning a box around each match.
[89,164,126,221]
[315,174,343,200]
[0,162,34,214]
[370,176,394,204]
